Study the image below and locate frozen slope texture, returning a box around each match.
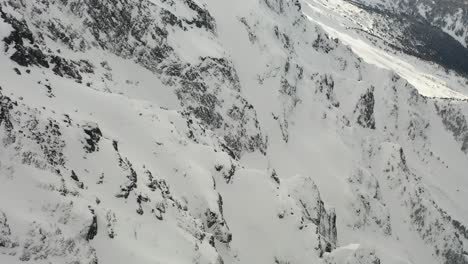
[0,0,468,263]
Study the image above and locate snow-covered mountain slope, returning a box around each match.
[0,0,467,263]
[351,0,468,48]
[303,0,468,100]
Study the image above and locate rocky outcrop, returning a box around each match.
[435,101,468,153]
[374,143,468,264]
[0,89,15,142]
[18,221,98,264]
[205,198,232,244]
[86,207,98,241]
[314,74,340,108]
[354,86,376,130]
[176,57,267,158]
[347,168,392,235]
[115,157,138,199]
[1,203,99,264]
[82,123,102,153]
[0,211,17,249]
[285,175,337,255]
[0,90,66,170]
[1,0,267,159]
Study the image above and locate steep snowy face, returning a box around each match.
[1,0,468,264]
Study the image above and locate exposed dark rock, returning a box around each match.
[83,124,102,153]
[263,0,286,14]
[2,91,65,172]
[208,235,215,247]
[153,202,166,221]
[19,222,98,263]
[434,101,468,153]
[293,0,301,11]
[19,117,66,169]
[70,170,80,181]
[116,158,138,199]
[3,0,266,161]
[204,193,232,244]
[347,168,392,235]
[222,163,236,183]
[1,7,49,68]
[71,170,84,189]
[0,211,17,248]
[316,201,337,253]
[136,194,150,215]
[313,31,337,53]
[51,56,94,82]
[97,173,104,184]
[44,84,54,98]
[112,140,119,152]
[452,219,468,240]
[86,207,98,241]
[355,86,376,129]
[182,0,216,33]
[239,17,257,43]
[271,169,280,184]
[288,176,337,255]
[106,211,116,239]
[0,91,15,136]
[205,209,218,229]
[314,74,340,108]
[160,9,183,28]
[176,56,267,159]
[378,144,467,264]
[1,8,94,82]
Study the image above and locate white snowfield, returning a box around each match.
[0,0,467,264]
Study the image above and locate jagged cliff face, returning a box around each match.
[0,0,467,264]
